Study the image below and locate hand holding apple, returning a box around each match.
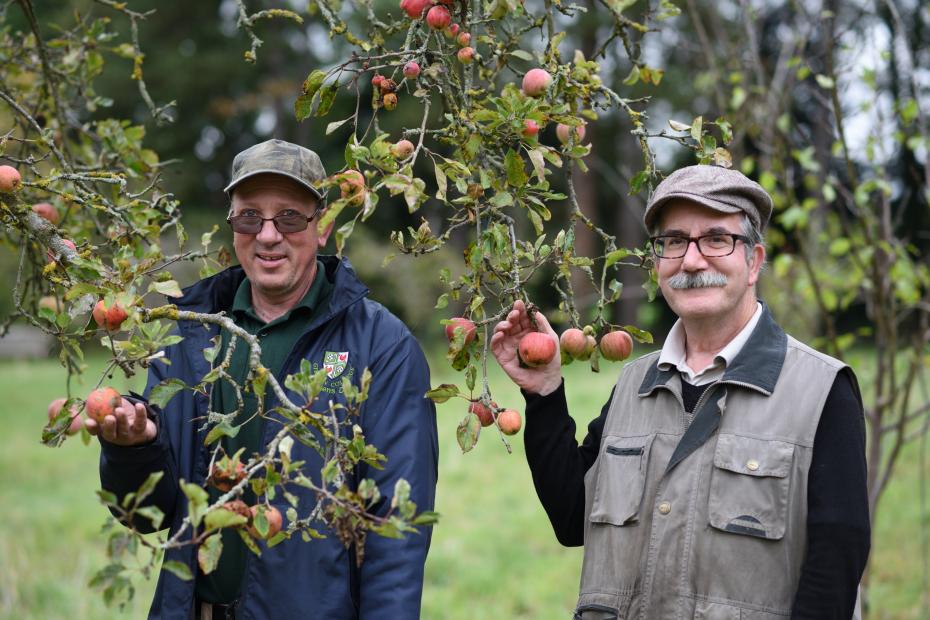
[84,392,157,446]
[490,300,561,396]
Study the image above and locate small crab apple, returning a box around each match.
[85,387,122,424]
[382,93,398,110]
[391,139,415,159]
[522,119,540,139]
[556,122,586,144]
[47,398,82,435]
[209,457,247,493]
[338,169,366,205]
[522,68,552,97]
[0,165,21,192]
[403,61,420,79]
[599,330,634,362]
[31,202,59,225]
[445,23,460,37]
[248,505,283,540]
[426,5,451,30]
[457,47,475,64]
[92,299,129,332]
[468,400,498,427]
[445,317,477,345]
[497,409,522,435]
[518,332,557,367]
[457,32,471,46]
[379,78,397,94]
[371,74,384,89]
[222,499,252,522]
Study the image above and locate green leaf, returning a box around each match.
[205,421,239,446]
[527,148,546,183]
[315,85,338,117]
[325,117,352,135]
[411,510,441,526]
[295,70,327,121]
[162,560,193,581]
[197,534,223,575]
[425,383,460,403]
[605,248,632,268]
[148,379,186,409]
[181,482,209,527]
[456,412,481,453]
[509,49,535,62]
[490,192,513,208]
[151,279,184,298]
[505,149,528,187]
[690,116,703,142]
[815,74,835,89]
[204,507,248,531]
[622,324,653,344]
[668,119,690,132]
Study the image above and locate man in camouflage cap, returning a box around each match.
[491,164,870,618]
[91,138,438,619]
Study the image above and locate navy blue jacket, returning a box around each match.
[99,256,438,619]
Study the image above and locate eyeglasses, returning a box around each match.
[650,233,751,259]
[227,211,319,235]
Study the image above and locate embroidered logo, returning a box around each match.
[323,351,350,379]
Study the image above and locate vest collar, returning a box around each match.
[639,301,787,397]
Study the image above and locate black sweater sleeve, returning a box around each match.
[522,381,613,547]
[791,368,871,618]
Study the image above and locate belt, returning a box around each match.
[196,599,238,620]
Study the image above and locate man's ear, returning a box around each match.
[748,243,766,286]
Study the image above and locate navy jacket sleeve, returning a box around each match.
[523,380,612,547]
[355,329,438,620]
[98,353,182,533]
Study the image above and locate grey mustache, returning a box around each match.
[667,271,728,289]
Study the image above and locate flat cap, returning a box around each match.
[225,139,327,200]
[643,164,773,232]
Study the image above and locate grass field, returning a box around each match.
[0,348,927,619]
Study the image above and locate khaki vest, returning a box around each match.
[576,319,851,620]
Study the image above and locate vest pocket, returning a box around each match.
[589,434,655,526]
[707,434,794,540]
[573,592,632,619]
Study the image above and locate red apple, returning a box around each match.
[426,5,451,30]
[556,122,586,144]
[403,61,420,79]
[518,332,557,367]
[497,409,522,435]
[338,170,366,205]
[32,202,59,225]
[446,23,460,37]
[209,458,247,493]
[445,317,477,345]
[0,165,21,192]
[391,139,415,159]
[599,330,633,361]
[468,400,497,427]
[248,505,283,540]
[522,119,539,139]
[371,74,384,89]
[85,387,122,424]
[522,68,552,97]
[93,299,129,332]
[222,499,252,522]
[457,32,471,47]
[457,47,475,64]
[560,328,587,359]
[399,0,431,18]
[47,397,83,435]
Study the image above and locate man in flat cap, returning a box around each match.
[87,139,438,619]
[491,164,870,618]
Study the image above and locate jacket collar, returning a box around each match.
[639,301,787,397]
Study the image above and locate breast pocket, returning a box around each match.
[708,434,795,540]
[589,434,655,526]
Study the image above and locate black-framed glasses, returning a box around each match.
[650,233,751,259]
[227,211,319,235]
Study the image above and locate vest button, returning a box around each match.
[658,501,671,515]
[746,459,760,471]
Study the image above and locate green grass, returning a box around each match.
[0,349,926,619]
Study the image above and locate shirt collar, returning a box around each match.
[657,301,763,384]
[231,259,329,325]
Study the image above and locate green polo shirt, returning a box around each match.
[195,261,333,604]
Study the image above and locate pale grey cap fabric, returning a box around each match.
[643,165,773,232]
[225,139,327,200]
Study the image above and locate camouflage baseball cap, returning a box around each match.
[224,139,327,200]
[643,164,773,232]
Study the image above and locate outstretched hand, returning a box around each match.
[85,398,157,446]
[490,300,562,396]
